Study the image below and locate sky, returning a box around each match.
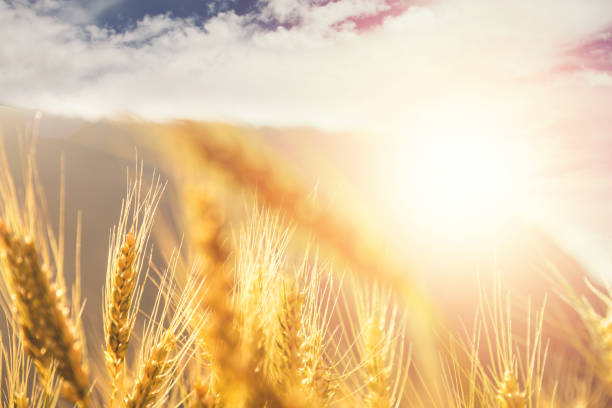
[0,0,609,131]
[2,0,612,274]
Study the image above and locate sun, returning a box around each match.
[400,105,532,243]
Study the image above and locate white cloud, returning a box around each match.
[1,0,611,133]
[3,0,612,273]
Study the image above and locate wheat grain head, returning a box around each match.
[124,251,203,408]
[103,164,164,406]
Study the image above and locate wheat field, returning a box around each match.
[0,120,609,408]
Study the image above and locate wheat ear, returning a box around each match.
[185,186,229,267]
[351,282,410,408]
[276,286,306,388]
[363,315,392,408]
[275,283,335,405]
[106,231,137,405]
[104,167,164,406]
[124,330,176,408]
[1,321,62,408]
[479,276,547,408]
[496,369,527,408]
[0,220,89,406]
[125,252,205,408]
[195,247,290,408]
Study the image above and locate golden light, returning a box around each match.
[401,103,533,243]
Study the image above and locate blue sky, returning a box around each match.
[95,0,266,31]
[15,0,332,31]
[91,0,410,32]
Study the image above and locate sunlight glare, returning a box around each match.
[403,105,532,242]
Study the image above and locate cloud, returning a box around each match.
[1,0,611,133]
[3,0,612,272]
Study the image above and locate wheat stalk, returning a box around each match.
[182,184,244,406]
[196,263,242,405]
[184,185,229,267]
[181,182,238,405]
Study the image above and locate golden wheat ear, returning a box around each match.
[354,283,411,408]
[549,268,612,394]
[230,207,339,407]
[271,272,337,407]
[487,283,547,408]
[103,165,164,407]
[438,276,547,408]
[276,284,306,384]
[2,319,62,408]
[125,330,177,408]
[496,369,528,408]
[0,220,89,406]
[125,252,204,408]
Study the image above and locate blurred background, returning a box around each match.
[0,104,605,354]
